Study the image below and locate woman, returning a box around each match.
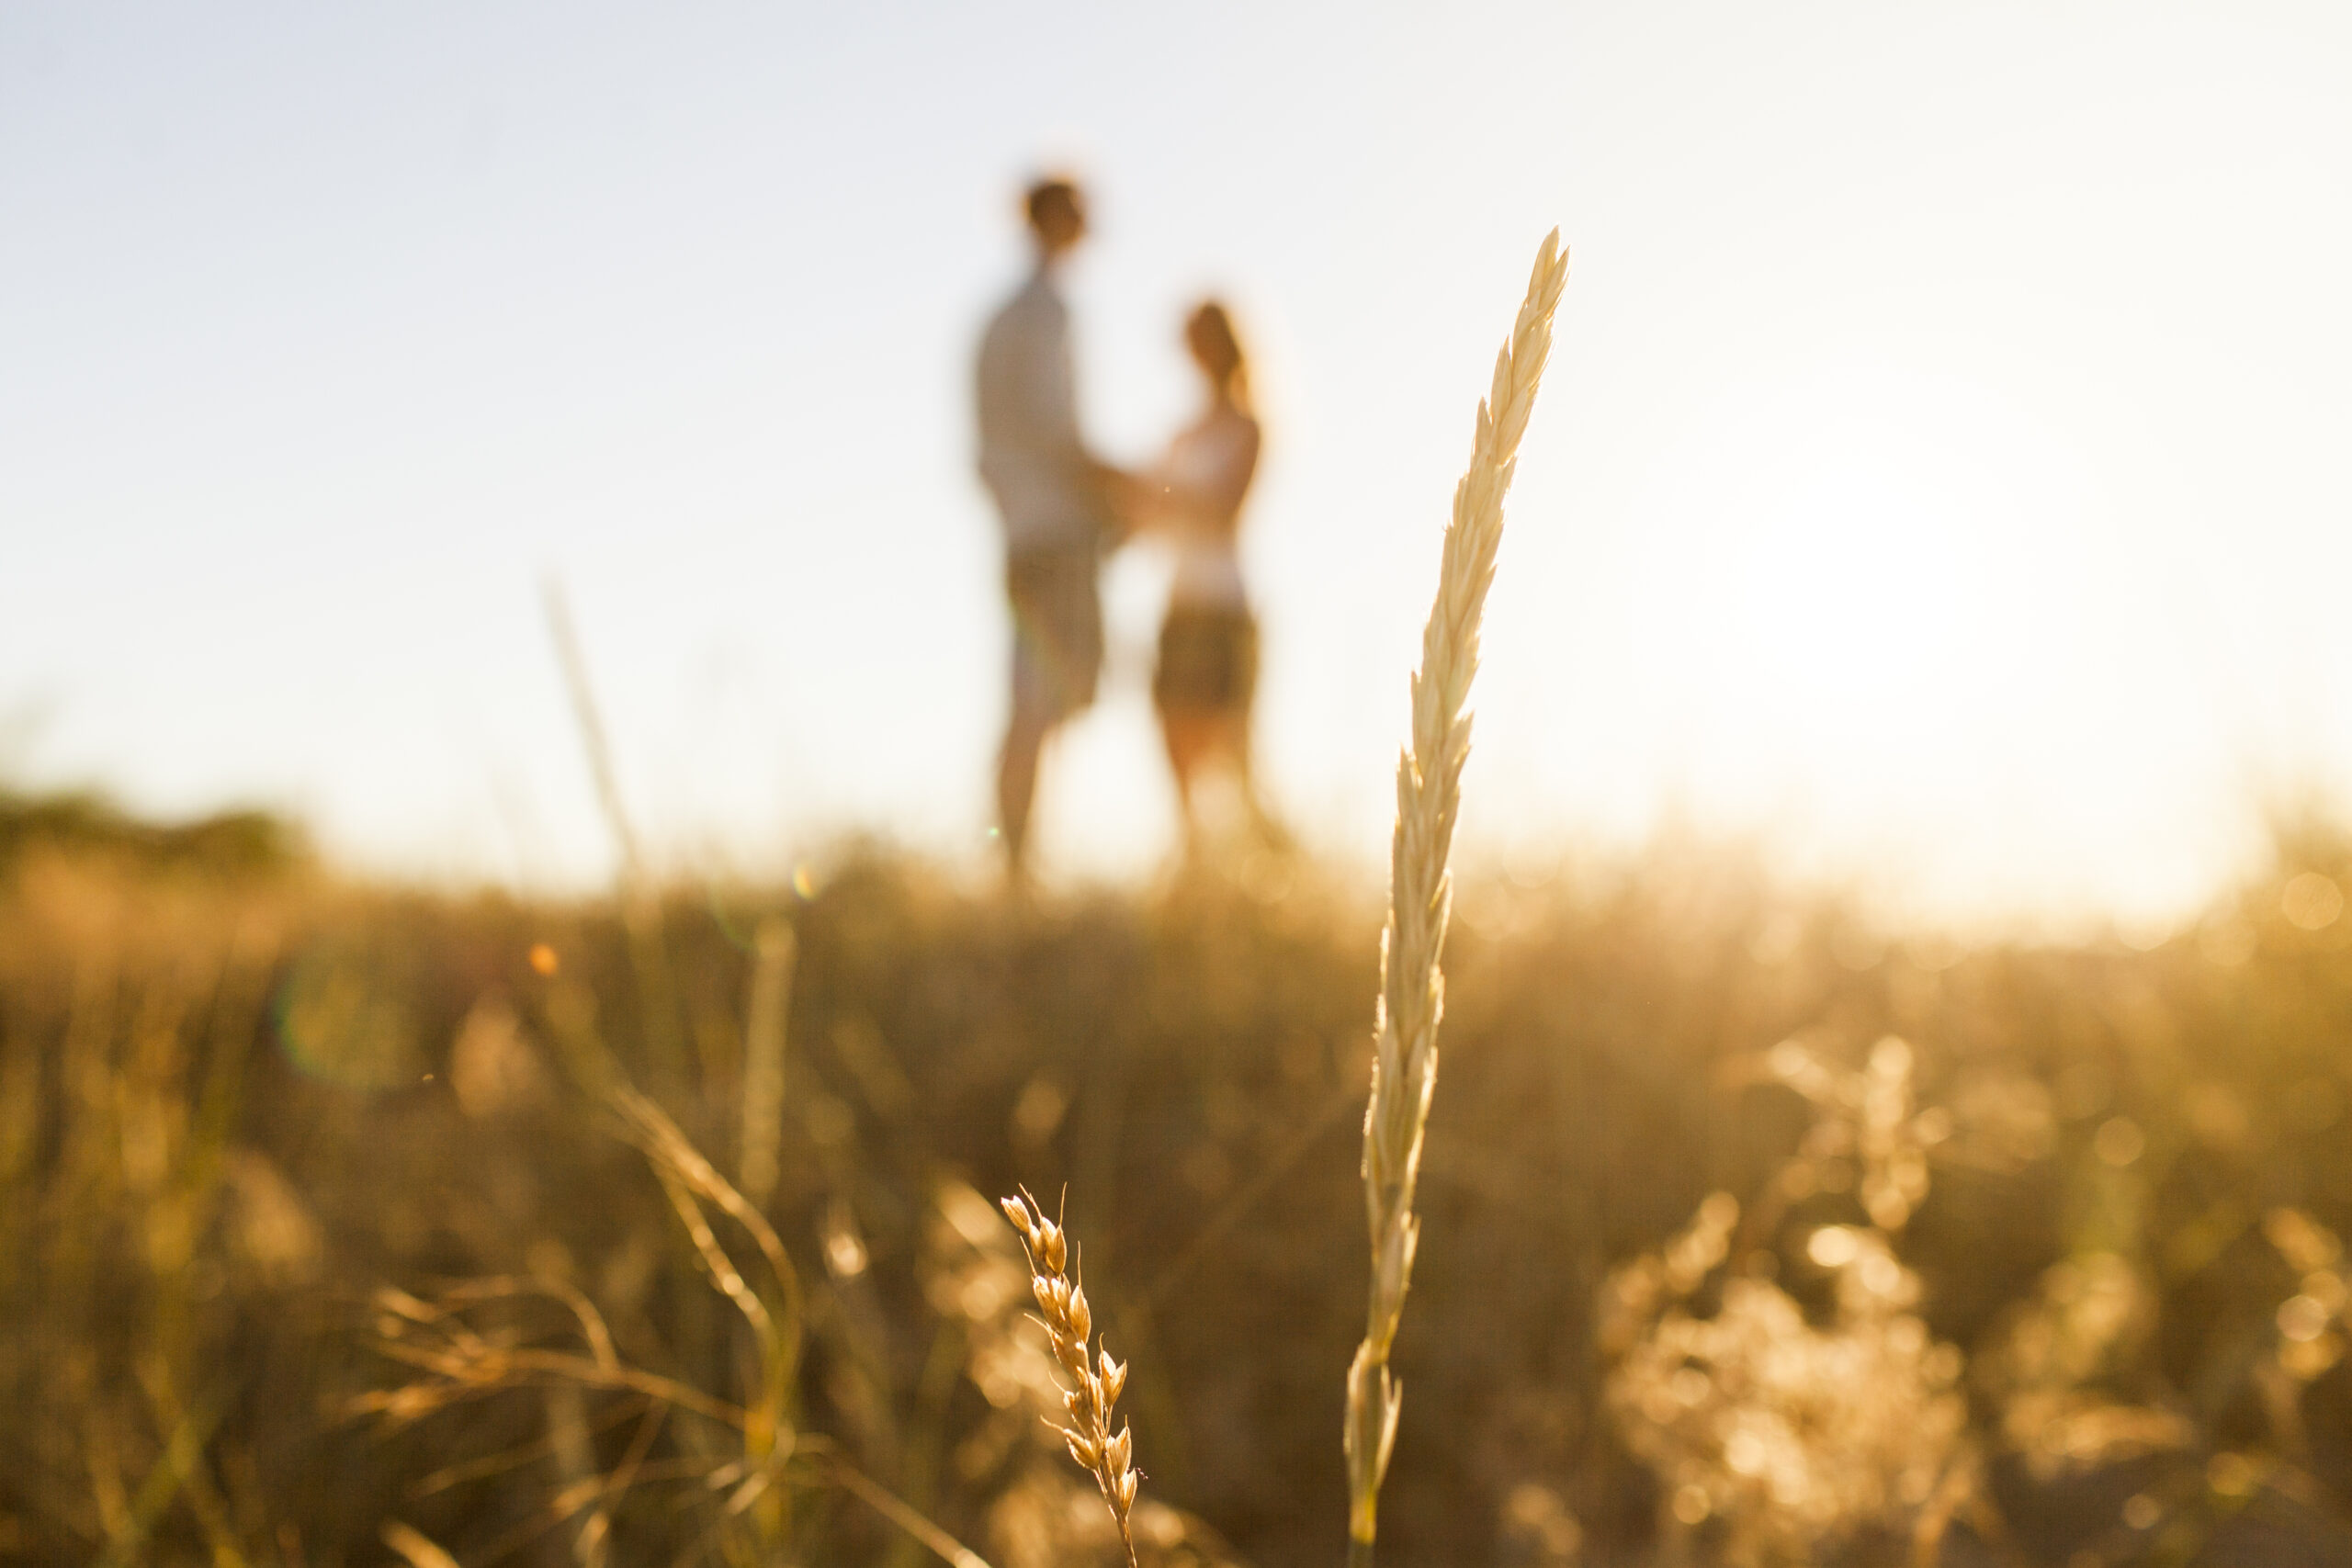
[1140,301,1269,847]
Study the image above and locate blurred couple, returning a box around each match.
[976,175,1273,882]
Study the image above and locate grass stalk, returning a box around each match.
[542,576,646,891]
[739,917,797,1208]
[543,575,686,1084]
[1001,1190,1140,1568]
[611,1086,804,1552]
[1344,229,1568,1567]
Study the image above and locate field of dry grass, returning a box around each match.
[11,801,2352,1567]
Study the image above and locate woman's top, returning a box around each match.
[1147,405,1261,612]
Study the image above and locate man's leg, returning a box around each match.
[996,541,1096,883]
[998,704,1050,880]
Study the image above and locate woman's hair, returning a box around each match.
[1185,301,1250,412]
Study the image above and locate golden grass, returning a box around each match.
[15,829,2352,1562]
[1348,229,1570,1566]
[1600,1040,1973,1565]
[1001,1190,1140,1568]
[357,1070,1003,1568]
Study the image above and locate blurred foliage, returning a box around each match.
[0,787,307,877]
[10,821,2352,1564]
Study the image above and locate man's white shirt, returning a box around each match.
[976,267,1098,551]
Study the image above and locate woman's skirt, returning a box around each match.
[1153,604,1258,716]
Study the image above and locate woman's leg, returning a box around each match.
[1159,707,1213,841]
[1224,708,1290,851]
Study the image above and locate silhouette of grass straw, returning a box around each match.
[1345,229,1568,1568]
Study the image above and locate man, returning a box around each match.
[975,176,1125,880]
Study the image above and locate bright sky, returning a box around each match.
[6,3,2350,928]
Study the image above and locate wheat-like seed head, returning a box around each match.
[1346,230,1569,1564]
[1001,1190,1140,1568]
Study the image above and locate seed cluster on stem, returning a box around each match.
[1001,1190,1140,1568]
[1345,230,1570,1568]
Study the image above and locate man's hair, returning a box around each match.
[1024,177,1085,235]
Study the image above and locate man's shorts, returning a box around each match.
[1007,540,1104,724]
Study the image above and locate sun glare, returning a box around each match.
[1519,353,2227,924]
[1716,457,1994,729]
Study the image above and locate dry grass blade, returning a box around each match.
[652,1160,775,1341]
[381,1521,462,1568]
[92,1392,227,1568]
[607,1085,803,1548]
[432,1276,623,1374]
[739,917,797,1208]
[820,1454,996,1568]
[542,575,645,891]
[544,574,687,1082]
[356,1095,814,1561]
[409,1399,649,1498]
[1345,228,1569,1568]
[610,1086,804,1356]
[1001,1190,1139,1568]
[358,1295,749,1431]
